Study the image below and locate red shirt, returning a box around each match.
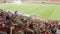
[8,20,13,25]
[12,28,19,34]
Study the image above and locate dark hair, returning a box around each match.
[15,11,18,14]
[17,24,23,28]
[29,23,34,30]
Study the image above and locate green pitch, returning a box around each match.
[0,2,60,20]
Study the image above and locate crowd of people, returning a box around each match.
[0,9,60,34]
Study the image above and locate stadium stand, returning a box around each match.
[0,0,13,2]
[6,0,13,2]
[0,0,60,3]
[0,0,59,2]
[0,9,60,34]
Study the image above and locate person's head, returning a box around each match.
[15,11,18,14]
[0,9,4,12]
[17,23,23,29]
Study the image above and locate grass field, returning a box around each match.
[0,2,60,20]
